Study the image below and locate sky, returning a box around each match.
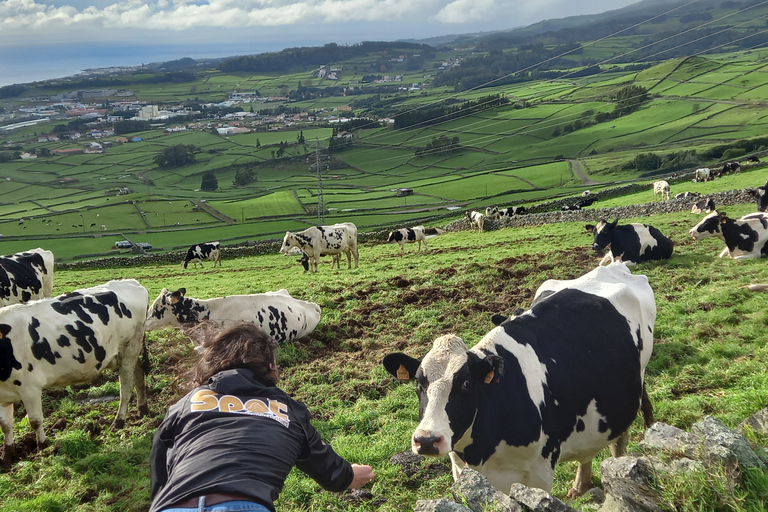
[0,0,644,86]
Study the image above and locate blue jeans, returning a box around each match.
[160,499,270,512]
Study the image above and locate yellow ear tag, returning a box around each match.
[484,369,495,384]
[396,364,410,381]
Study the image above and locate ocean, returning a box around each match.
[0,41,297,87]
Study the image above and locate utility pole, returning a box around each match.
[309,139,327,225]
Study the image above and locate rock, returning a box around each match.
[599,457,663,512]
[739,406,768,437]
[452,469,522,512]
[692,416,766,472]
[415,498,473,512]
[508,483,578,511]
[639,422,701,458]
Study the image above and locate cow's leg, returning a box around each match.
[718,247,731,258]
[568,460,594,498]
[113,339,141,429]
[134,362,149,417]
[610,430,629,458]
[423,238,428,251]
[0,403,15,463]
[352,246,359,268]
[311,256,319,273]
[21,392,48,450]
[345,250,352,269]
[598,252,614,266]
[448,451,467,481]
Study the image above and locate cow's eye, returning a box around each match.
[462,379,472,391]
[416,383,425,394]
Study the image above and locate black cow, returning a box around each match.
[721,161,740,175]
[182,242,222,270]
[589,219,674,265]
[383,264,656,497]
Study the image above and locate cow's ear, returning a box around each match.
[382,353,420,381]
[176,288,186,296]
[610,218,619,228]
[469,353,505,384]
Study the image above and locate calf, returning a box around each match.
[0,248,54,307]
[280,223,359,272]
[465,211,485,231]
[387,226,428,253]
[590,219,674,265]
[383,263,655,497]
[145,288,322,344]
[298,251,340,272]
[746,180,768,212]
[0,279,149,462]
[182,241,222,270]
[688,210,768,260]
[653,180,670,201]
[693,168,711,182]
[691,197,715,214]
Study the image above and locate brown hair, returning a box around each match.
[191,321,278,386]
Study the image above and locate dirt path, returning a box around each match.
[569,159,601,186]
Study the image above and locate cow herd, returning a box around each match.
[2,169,767,501]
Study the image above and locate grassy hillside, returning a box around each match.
[1,201,767,511]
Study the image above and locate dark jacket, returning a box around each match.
[149,368,354,512]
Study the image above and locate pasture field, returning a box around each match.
[1,204,767,512]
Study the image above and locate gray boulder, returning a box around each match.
[508,483,578,512]
[599,457,663,512]
[415,498,473,512]
[452,469,522,512]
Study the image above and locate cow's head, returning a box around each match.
[383,334,504,457]
[746,183,768,212]
[689,211,726,240]
[146,288,187,329]
[591,219,619,252]
[280,232,298,254]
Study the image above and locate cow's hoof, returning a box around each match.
[111,418,126,430]
[138,404,150,417]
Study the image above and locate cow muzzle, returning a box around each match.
[412,429,447,456]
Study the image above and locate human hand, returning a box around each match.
[349,464,375,488]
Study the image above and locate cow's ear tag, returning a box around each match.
[484,369,495,384]
[396,364,411,381]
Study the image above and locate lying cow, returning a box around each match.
[387,226,428,253]
[589,219,674,265]
[675,191,700,200]
[653,180,670,201]
[145,288,322,344]
[465,211,484,231]
[0,279,149,462]
[0,248,54,307]
[691,197,715,214]
[689,210,768,260]
[721,161,740,175]
[383,263,655,497]
[182,241,222,270]
[280,223,359,272]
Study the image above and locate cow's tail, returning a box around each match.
[640,382,655,429]
[424,227,445,236]
[141,334,151,376]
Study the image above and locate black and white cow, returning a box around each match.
[182,241,222,270]
[589,219,674,265]
[691,197,715,214]
[387,226,428,253]
[721,161,740,175]
[465,211,485,231]
[383,263,656,497]
[688,210,768,260]
[0,279,149,462]
[280,223,359,272]
[145,288,322,344]
[746,180,768,212]
[674,191,700,200]
[0,248,54,307]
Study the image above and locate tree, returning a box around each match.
[201,171,218,191]
[614,85,648,117]
[297,131,305,144]
[233,169,257,186]
[154,145,198,169]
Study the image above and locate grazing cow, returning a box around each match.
[387,226,428,253]
[688,210,768,260]
[653,180,670,201]
[675,191,700,200]
[749,155,761,163]
[691,197,715,214]
[465,211,484,231]
[145,288,322,344]
[280,223,359,273]
[589,219,674,265]
[746,180,768,212]
[721,161,740,175]
[562,197,596,211]
[383,263,655,497]
[0,248,54,307]
[0,279,149,462]
[298,251,341,272]
[693,168,711,183]
[182,241,222,270]
[485,207,500,219]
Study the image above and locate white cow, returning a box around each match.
[693,168,711,183]
[0,279,149,462]
[653,180,670,201]
[145,288,322,344]
[0,248,54,307]
[280,223,359,272]
[465,211,485,231]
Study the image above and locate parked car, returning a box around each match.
[136,242,152,250]
[115,241,132,249]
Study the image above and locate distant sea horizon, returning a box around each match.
[0,41,305,88]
